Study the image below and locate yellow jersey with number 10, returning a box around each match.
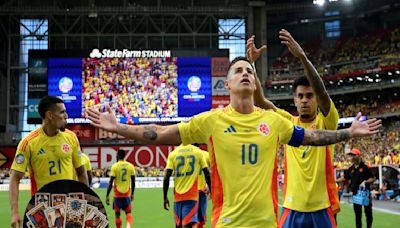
[178,105,304,228]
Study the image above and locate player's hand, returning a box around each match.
[106,196,110,205]
[279,29,305,59]
[348,112,381,138]
[163,199,170,211]
[131,194,134,201]
[87,104,118,133]
[11,213,22,228]
[246,35,267,63]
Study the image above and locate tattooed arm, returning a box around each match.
[301,129,350,146]
[301,113,381,146]
[86,105,182,144]
[279,29,331,115]
[115,124,182,145]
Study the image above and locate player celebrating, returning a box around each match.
[9,96,88,228]
[106,149,136,228]
[87,57,381,228]
[163,144,211,228]
[247,30,341,227]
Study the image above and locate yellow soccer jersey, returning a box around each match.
[73,153,92,181]
[11,128,84,196]
[110,160,135,197]
[276,100,340,213]
[198,151,210,192]
[82,153,92,172]
[178,105,303,228]
[166,144,207,202]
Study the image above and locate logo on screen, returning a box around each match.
[59,77,73,93]
[187,76,202,92]
[89,49,102,58]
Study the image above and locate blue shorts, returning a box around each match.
[279,208,336,228]
[173,200,198,226]
[113,197,132,213]
[198,191,208,223]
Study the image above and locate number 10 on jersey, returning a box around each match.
[241,144,258,165]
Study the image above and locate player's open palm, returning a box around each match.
[246,35,267,63]
[279,29,305,59]
[349,112,382,137]
[87,104,118,132]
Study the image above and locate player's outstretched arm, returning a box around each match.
[246,35,277,111]
[163,169,173,211]
[279,29,331,115]
[301,113,381,146]
[86,105,182,145]
[76,165,89,186]
[10,170,24,228]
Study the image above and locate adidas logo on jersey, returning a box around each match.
[224,125,237,133]
[37,148,46,155]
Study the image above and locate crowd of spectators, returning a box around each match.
[333,121,400,169]
[82,57,178,119]
[90,166,165,178]
[269,26,400,81]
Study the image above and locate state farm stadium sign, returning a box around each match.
[89,49,171,58]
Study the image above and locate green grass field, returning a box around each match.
[1,188,399,227]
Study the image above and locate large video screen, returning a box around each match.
[28,49,227,124]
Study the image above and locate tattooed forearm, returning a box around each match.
[118,124,129,132]
[143,125,158,141]
[302,129,350,146]
[301,56,331,114]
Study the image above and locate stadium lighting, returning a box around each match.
[375,73,379,77]
[356,77,362,81]
[313,0,325,6]
[388,72,392,76]
[395,70,400,74]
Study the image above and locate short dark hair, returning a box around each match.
[38,96,64,119]
[227,56,254,76]
[292,76,310,93]
[117,149,126,160]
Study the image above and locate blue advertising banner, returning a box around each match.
[177,57,212,117]
[48,58,82,118]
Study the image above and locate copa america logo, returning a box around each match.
[59,77,73,93]
[187,76,202,92]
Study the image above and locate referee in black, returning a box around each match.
[337,148,375,228]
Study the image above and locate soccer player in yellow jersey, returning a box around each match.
[197,149,210,228]
[87,57,381,228]
[10,96,88,228]
[248,30,341,227]
[106,149,136,228]
[163,144,211,228]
